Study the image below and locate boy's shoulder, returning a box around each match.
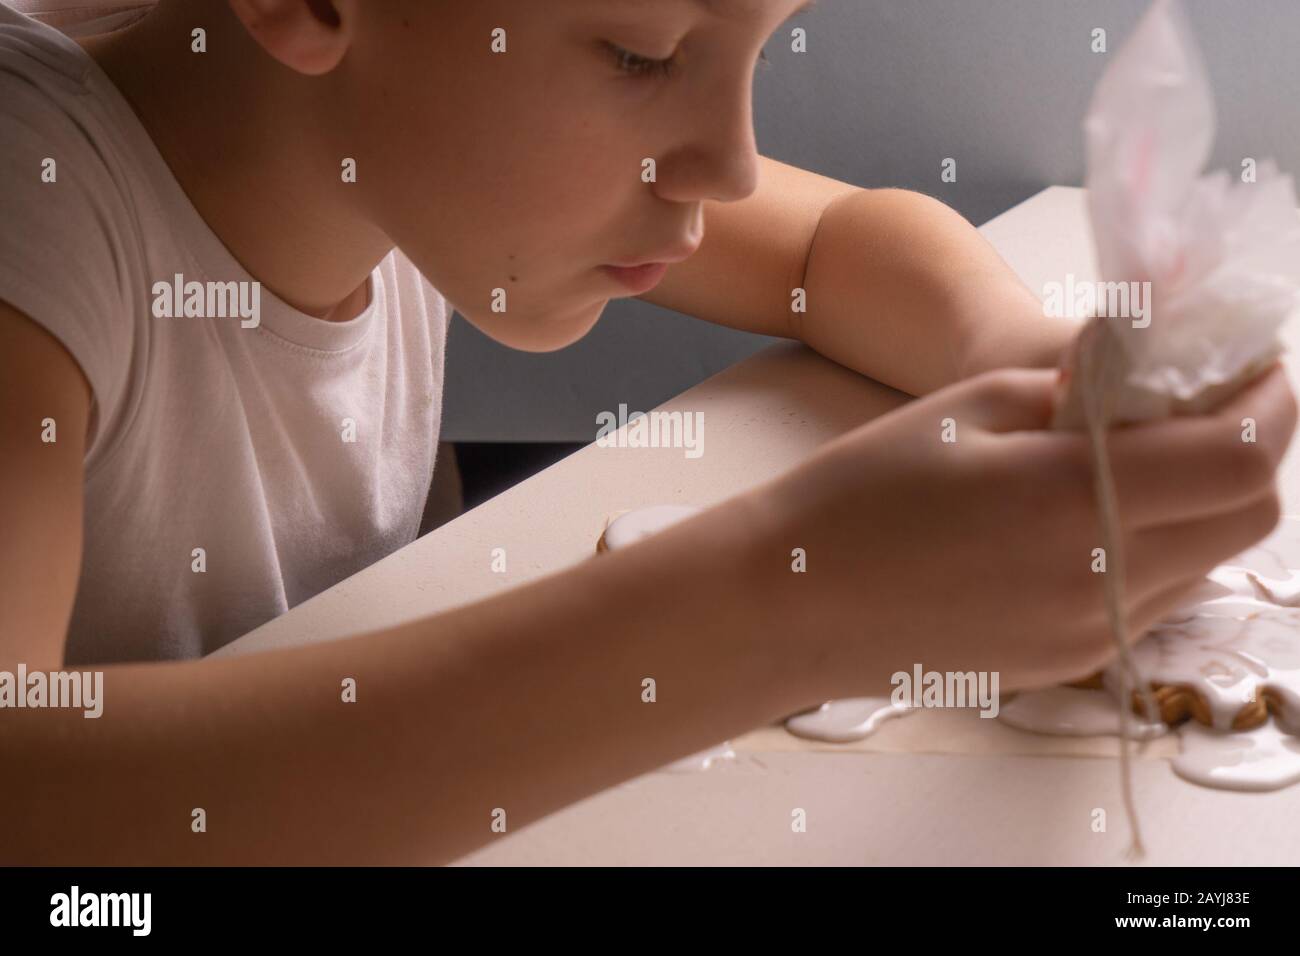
[0,5,124,192]
[0,2,97,93]
[0,5,149,459]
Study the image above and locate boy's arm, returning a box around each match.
[0,300,813,865]
[641,156,1079,397]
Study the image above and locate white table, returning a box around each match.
[216,187,1300,865]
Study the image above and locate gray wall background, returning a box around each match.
[442,0,1300,442]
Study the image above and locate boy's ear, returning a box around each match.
[226,0,356,75]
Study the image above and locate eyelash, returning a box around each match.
[605,41,677,79]
[604,43,771,80]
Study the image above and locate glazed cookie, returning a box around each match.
[1121,609,1299,732]
[1069,524,1300,733]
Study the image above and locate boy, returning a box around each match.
[1,0,1294,864]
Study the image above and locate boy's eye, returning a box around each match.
[604,41,677,78]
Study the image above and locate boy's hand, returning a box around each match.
[744,363,1298,699]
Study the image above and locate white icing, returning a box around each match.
[1172,720,1300,792]
[1118,607,1300,732]
[1110,518,1300,734]
[659,741,736,774]
[998,518,1300,791]
[784,696,913,743]
[1001,686,1300,792]
[602,505,701,551]
[999,686,1166,739]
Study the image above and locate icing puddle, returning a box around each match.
[785,697,913,743]
[1174,721,1300,791]
[997,518,1300,791]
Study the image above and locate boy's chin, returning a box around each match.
[460,299,608,353]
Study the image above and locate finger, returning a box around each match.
[1126,485,1282,602]
[1067,570,1229,683]
[1095,364,1297,527]
[1214,361,1298,446]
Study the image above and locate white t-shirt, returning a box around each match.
[0,3,449,665]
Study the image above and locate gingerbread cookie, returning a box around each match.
[1070,525,1300,734]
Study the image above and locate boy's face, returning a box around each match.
[333,0,807,351]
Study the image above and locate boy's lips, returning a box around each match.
[600,242,700,294]
[600,262,672,294]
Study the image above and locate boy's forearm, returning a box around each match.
[1,492,809,865]
[800,188,1079,396]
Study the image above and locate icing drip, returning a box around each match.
[784,697,913,743]
[659,742,736,774]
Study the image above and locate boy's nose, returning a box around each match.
[654,107,761,204]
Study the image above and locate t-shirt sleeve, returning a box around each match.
[0,70,137,462]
